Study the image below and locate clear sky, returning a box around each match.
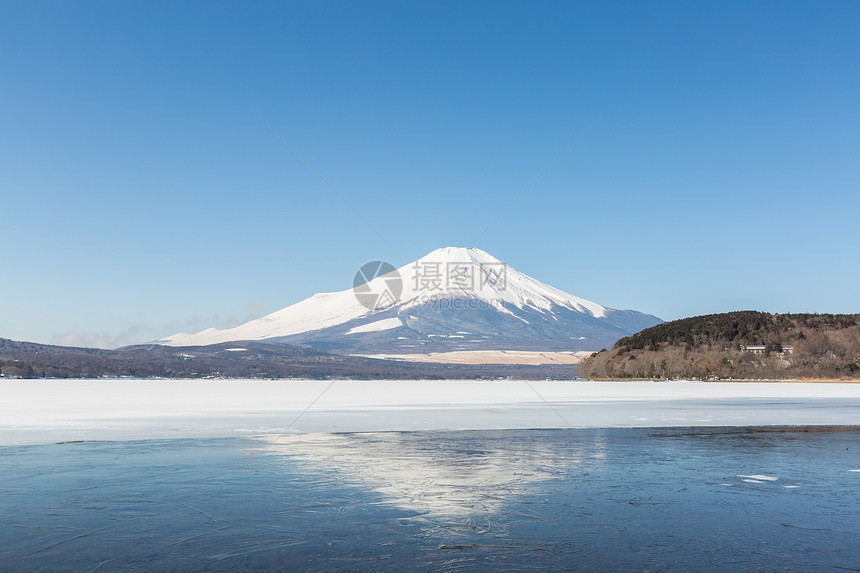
[3,1,859,348]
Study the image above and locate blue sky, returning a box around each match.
[2,1,859,347]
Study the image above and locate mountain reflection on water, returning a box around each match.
[254,430,607,527]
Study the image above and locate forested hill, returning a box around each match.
[581,311,860,380]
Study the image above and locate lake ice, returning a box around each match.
[3,380,860,570]
[2,379,860,446]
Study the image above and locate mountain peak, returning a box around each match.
[158,247,663,350]
[416,247,499,265]
[395,246,608,319]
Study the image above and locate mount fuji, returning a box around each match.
[158,247,662,356]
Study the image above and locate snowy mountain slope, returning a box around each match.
[158,247,662,352]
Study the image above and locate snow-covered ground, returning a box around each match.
[2,379,860,446]
[353,350,590,364]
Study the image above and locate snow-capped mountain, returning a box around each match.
[158,247,662,353]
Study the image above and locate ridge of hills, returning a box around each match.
[0,338,579,380]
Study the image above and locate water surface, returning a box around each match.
[2,427,859,571]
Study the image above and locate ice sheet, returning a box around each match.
[2,379,860,446]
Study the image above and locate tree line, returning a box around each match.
[581,312,860,380]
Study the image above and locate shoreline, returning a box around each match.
[3,373,860,382]
[3,376,859,383]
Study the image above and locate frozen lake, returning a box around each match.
[3,379,860,445]
[2,427,860,571]
[3,379,860,570]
